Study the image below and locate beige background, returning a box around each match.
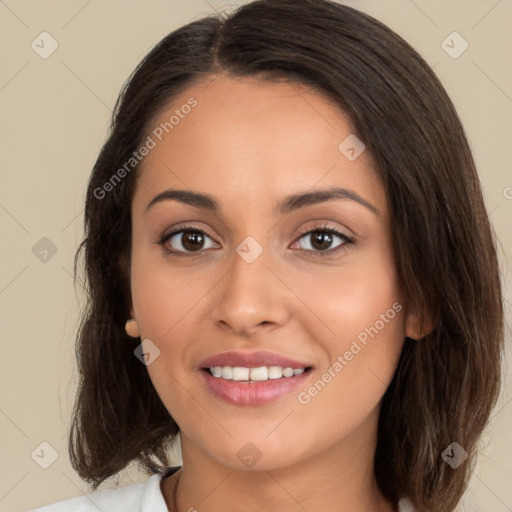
[0,1,511,511]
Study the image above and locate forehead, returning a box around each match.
[134,73,385,217]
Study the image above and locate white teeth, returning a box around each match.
[268,366,283,379]
[232,367,250,381]
[249,367,268,381]
[209,365,307,381]
[221,366,233,379]
[282,367,294,378]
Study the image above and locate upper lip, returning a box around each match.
[199,350,313,369]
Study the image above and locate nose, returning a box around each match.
[211,246,291,338]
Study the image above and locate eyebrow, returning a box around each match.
[145,187,380,217]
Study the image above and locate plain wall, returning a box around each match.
[0,1,510,510]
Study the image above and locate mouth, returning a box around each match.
[197,349,315,406]
[199,365,314,406]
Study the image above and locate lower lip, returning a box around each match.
[199,368,313,406]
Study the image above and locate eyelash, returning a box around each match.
[157,223,354,258]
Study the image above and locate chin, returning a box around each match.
[197,434,313,473]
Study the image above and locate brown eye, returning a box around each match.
[179,230,206,251]
[292,226,354,256]
[305,231,336,251]
[159,228,218,254]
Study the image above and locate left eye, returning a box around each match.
[293,228,352,253]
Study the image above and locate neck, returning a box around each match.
[162,409,397,512]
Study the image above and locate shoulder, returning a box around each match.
[25,479,147,512]
[25,468,180,512]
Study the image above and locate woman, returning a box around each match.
[28,0,504,511]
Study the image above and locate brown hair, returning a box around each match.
[69,1,504,510]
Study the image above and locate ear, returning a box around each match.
[125,318,140,338]
[405,303,439,340]
[125,299,140,338]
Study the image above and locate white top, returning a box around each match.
[26,467,179,512]
[27,466,415,511]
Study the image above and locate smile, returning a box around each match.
[200,366,313,406]
[208,365,307,381]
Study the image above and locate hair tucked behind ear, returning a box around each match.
[70,1,504,510]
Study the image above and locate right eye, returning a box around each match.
[158,227,219,255]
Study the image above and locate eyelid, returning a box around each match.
[294,222,354,241]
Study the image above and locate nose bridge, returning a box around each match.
[211,235,289,334]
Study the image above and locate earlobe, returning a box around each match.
[405,311,421,339]
[125,318,140,338]
[405,308,438,340]
[125,303,140,338]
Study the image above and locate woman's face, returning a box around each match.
[130,74,416,471]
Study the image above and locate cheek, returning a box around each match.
[130,245,213,339]
[292,241,405,351]
[324,266,404,344]
[129,248,220,407]
[129,250,208,417]
[291,245,406,407]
